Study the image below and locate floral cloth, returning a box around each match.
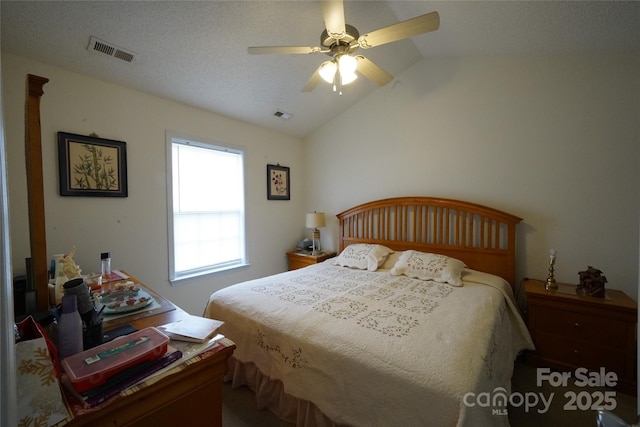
[16,316,70,426]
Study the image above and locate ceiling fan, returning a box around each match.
[248,0,440,95]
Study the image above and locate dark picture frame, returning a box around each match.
[57,132,128,197]
[267,164,290,200]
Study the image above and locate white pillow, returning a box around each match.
[333,244,394,271]
[380,251,402,270]
[390,250,466,286]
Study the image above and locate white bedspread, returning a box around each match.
[205,262,534,427]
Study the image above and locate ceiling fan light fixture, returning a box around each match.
[337,54,357,86]
[339,71,357,85]
[319,54,358,89]
[338,54,357,75]
[319,60,338,83]
[249,5,440,93]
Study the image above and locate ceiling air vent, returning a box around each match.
[88,36,136,63]
[273,110,292,120]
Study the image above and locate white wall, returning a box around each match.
[2,53,305,314]
[306,54,640,301]
[3,52,638,314]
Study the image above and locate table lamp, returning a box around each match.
[306,212,326,255]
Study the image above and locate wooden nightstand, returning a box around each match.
[524,278,637,395]
[286,250,337,270]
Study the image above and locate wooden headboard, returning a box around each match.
[336,197,522,287]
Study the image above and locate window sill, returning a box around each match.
[169,262,250,286]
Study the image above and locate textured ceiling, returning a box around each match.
[2,1,639,138]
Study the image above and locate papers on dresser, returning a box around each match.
[128,334,226,389]
[159,315,224,343]
[168,333,225,360]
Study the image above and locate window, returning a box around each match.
[167,133,246,283]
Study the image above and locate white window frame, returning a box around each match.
[166,132,248,284]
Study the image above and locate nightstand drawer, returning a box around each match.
[534,331,626,373]
[288,257,312,270]
[534,305,626,348]
[286,251,337,271]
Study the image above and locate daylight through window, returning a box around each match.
[167,134,246,282]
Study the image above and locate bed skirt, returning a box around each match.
[226,356,346,427]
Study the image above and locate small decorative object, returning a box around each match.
[53,246,83,305]
[267,164,290,200]
[305,212,326,255]
[545,249,557,290]
[577,266,607,298]
[58,132,128,197]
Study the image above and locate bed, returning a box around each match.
[204,197,534,426]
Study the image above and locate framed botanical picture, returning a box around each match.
[267,164,290,200]
[57,132,128,197]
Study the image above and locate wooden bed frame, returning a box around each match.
[209,197,526,427]
[337,196,522,287]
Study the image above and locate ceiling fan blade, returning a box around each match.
[358,11,440,49]
[301,65,323,92]
[322,0,346,39]
[356,56,393,86]
[248,46,325,55]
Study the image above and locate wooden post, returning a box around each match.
[25,74,49,311]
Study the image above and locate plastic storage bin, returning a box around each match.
[61,326,169,393]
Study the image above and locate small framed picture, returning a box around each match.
[267,164,290,200]
[57,132,128,197]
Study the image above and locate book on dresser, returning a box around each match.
[160,315,224,343]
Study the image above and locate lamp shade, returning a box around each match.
[338,54,357,75]
[306,212,326,228]
[339,71,357,85]
[319,61,338,83]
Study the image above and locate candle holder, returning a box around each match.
[545,253,557,290]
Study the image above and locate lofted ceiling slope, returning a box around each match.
[2,1,639,138]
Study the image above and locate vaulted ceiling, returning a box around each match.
[2,1,639,138]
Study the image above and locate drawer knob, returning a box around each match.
[573,322,582,329]
[574,349,579,355]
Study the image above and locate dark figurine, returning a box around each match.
[577,266,607,298]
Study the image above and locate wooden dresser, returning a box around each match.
[524,278,637,395]
[60,274,235,426]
